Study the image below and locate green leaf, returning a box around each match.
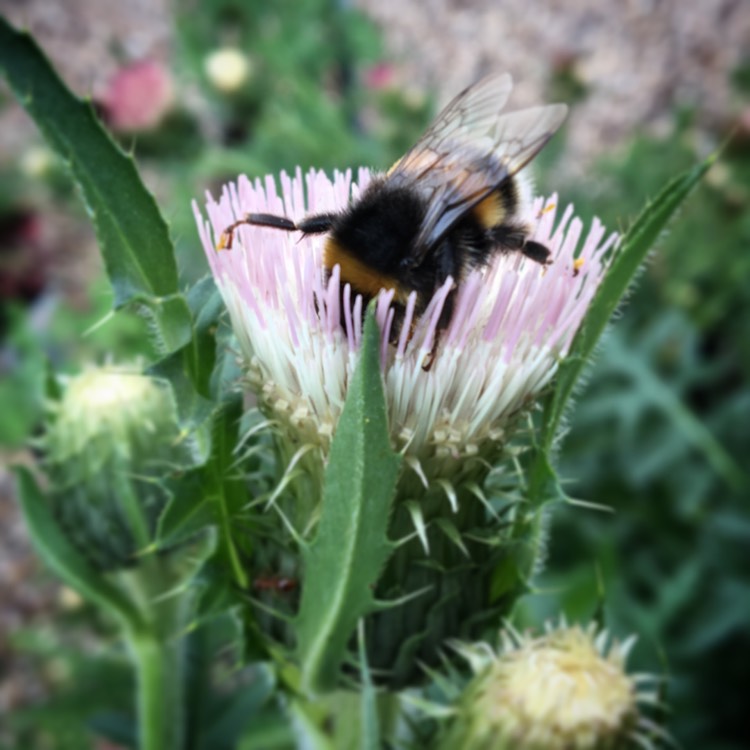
[157,395,249,588]
[152,278,248,588]
[183,612,272,749]
[0,19,191,354]
[147,276,225,451]
[150,348,215,461]
[358,621,380,750]
[0,308,46,446]
[182,275,225,399]
[601,330,744,488]
[287,701,335,750]
[541,156,714,451]
[527,156,714,505]
[14,467,144,630]
[144,276,225,502]
[296,310,402,695]
[158,468,217,547]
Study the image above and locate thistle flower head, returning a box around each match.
[44,365,186,569]
[194,168,615,480]
[195,169,619,683]
[46,366,179,467]
[441,622,661,750]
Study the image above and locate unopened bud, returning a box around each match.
[44,366,186,570]
[440,623,655,750]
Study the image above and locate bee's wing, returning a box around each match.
[387,73,567,264]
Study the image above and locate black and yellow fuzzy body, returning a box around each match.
[322,158,546,336]
[216,72,567,351]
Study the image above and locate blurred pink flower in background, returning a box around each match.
[99,59,174,132]
[363,62,397,90]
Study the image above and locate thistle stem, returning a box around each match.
[121,565,188,750]
[128,629,185,750]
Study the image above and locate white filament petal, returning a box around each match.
[194,168,615,463]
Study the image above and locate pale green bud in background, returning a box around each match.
[44,365,188,570]
[203,47,253,93]
[19,145,56,178]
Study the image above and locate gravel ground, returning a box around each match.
[357,0,750,177]
[2,0,748,167]
[0,459,58,719]
[1,0,749,728]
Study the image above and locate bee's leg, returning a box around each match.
[491,224,551,265]
[491,224,526,251]
[218,212,335,250]
[422,339,438,371]
[244,213,298,231]
[388,304,406,347]
[422,287,456,371]
[296,213,337,235]
[521,240,552,265]
[217,213,297,250]
[422,245,459,370]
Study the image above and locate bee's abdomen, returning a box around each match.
[471,177,519,229]
[323,238,409,302]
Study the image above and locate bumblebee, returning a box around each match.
[218,73,567,348]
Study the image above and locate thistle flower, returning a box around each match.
[98,59,174,132]
[195,168,614,475]
[439,622,663,750]
[194,168,616,683]
[363,62,397,91]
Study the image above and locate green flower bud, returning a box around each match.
[44,365,187,570]
[440,623,660,750]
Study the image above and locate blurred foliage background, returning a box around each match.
[1,0,748,748]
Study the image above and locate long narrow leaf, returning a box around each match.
[296,311,401,695]
[525,157,713,507]
[0,19,191,354]
[541,157,714,451]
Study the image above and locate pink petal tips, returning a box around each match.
[193,167,616,462]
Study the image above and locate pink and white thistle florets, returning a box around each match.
[193,167,616,473]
